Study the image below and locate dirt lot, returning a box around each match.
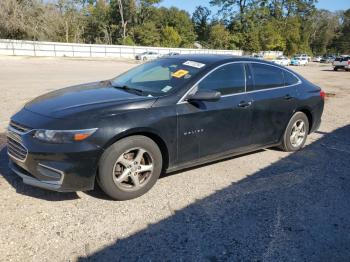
[0,56,349,261]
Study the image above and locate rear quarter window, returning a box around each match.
[283,70,300,86]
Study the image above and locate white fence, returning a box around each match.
[0,39,246,59]
[0,39,284,59]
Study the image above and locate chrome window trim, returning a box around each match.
[177,61,302,104]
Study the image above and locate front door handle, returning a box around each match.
[238,101,252,108]
[284,94,294,100]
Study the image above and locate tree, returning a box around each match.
[155,7,196,47]
[83,0,112,44]
[210,0,254,32]
[259,20,286,51]
[133,22,160,46]
[0,0,347,54]
[333,9,350,54]
[192,6,211,42]
[207,24,231,49]
[160,26,182,47]
[117,0,127,39]
[309,10,340,55]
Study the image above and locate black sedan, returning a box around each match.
[7,55,324,200]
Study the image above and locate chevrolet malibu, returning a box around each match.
[7,55,324,200]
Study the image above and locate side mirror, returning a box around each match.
[187,90,221,102]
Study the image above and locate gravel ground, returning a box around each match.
[0,57,349,261]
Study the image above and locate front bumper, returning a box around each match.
[9,160,69,192]
[7,120,103,192]
[8,144,102,192]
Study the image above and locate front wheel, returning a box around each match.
[280,112,309,152]
[98,136,162,200]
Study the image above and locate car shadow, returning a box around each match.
[78,125,350,261]
[320,69,348,72]
[0,133,79,201]
[84,149,267,200]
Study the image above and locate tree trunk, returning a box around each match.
[118,0,127,39]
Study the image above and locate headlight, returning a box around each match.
[33,128,97,143]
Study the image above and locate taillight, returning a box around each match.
[320,90,325,100]
[348,60,350,65]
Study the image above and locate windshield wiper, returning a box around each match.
[112,84,144,95]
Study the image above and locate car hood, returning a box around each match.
[24,81,157,119]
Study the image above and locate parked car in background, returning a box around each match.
[333,56,350,71]
[272,56,290,66]
[163,52,180,57]
[135,51,160,61]
[290,57,308,66]
[7,54,324,200]
[252,54,264,60]
[313,56,322,62]
[320,56,336,63]
[296,54,311,61]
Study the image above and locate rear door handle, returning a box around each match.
[284,94,294,100]
[238,101,252,108]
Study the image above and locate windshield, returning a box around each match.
[111,58,206,96]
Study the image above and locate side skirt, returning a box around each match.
[166,143,280,174]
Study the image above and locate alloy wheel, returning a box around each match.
[290,120,306,147]
[112,147,153,191]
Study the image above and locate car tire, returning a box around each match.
[334,67,338,71]
[280,112,309,152]
[98,136,163,200]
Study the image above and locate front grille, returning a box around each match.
[9,121,31,133]
[7,130,28,162]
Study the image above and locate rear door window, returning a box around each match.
[250,63,284,91]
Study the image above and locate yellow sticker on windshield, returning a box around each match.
[172,69,189,78]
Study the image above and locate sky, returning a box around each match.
[158,0,349,15]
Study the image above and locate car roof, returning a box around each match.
[160,54,272,65]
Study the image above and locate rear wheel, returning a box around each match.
[98,136,162,200]
[280,112,309,152]
[334,67,338,71]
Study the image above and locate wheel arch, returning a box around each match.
[102,128,170,172]
[295,107,313,134]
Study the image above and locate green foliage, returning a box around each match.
[154,7,196,47]
[207,24,231,49]
[133,22,160,46]
[0,0,347,54]
[121,36,135,45]
[161,26,182,47]
[192,6,211,41]
[259,20,286,51]
[332,9,350,54]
